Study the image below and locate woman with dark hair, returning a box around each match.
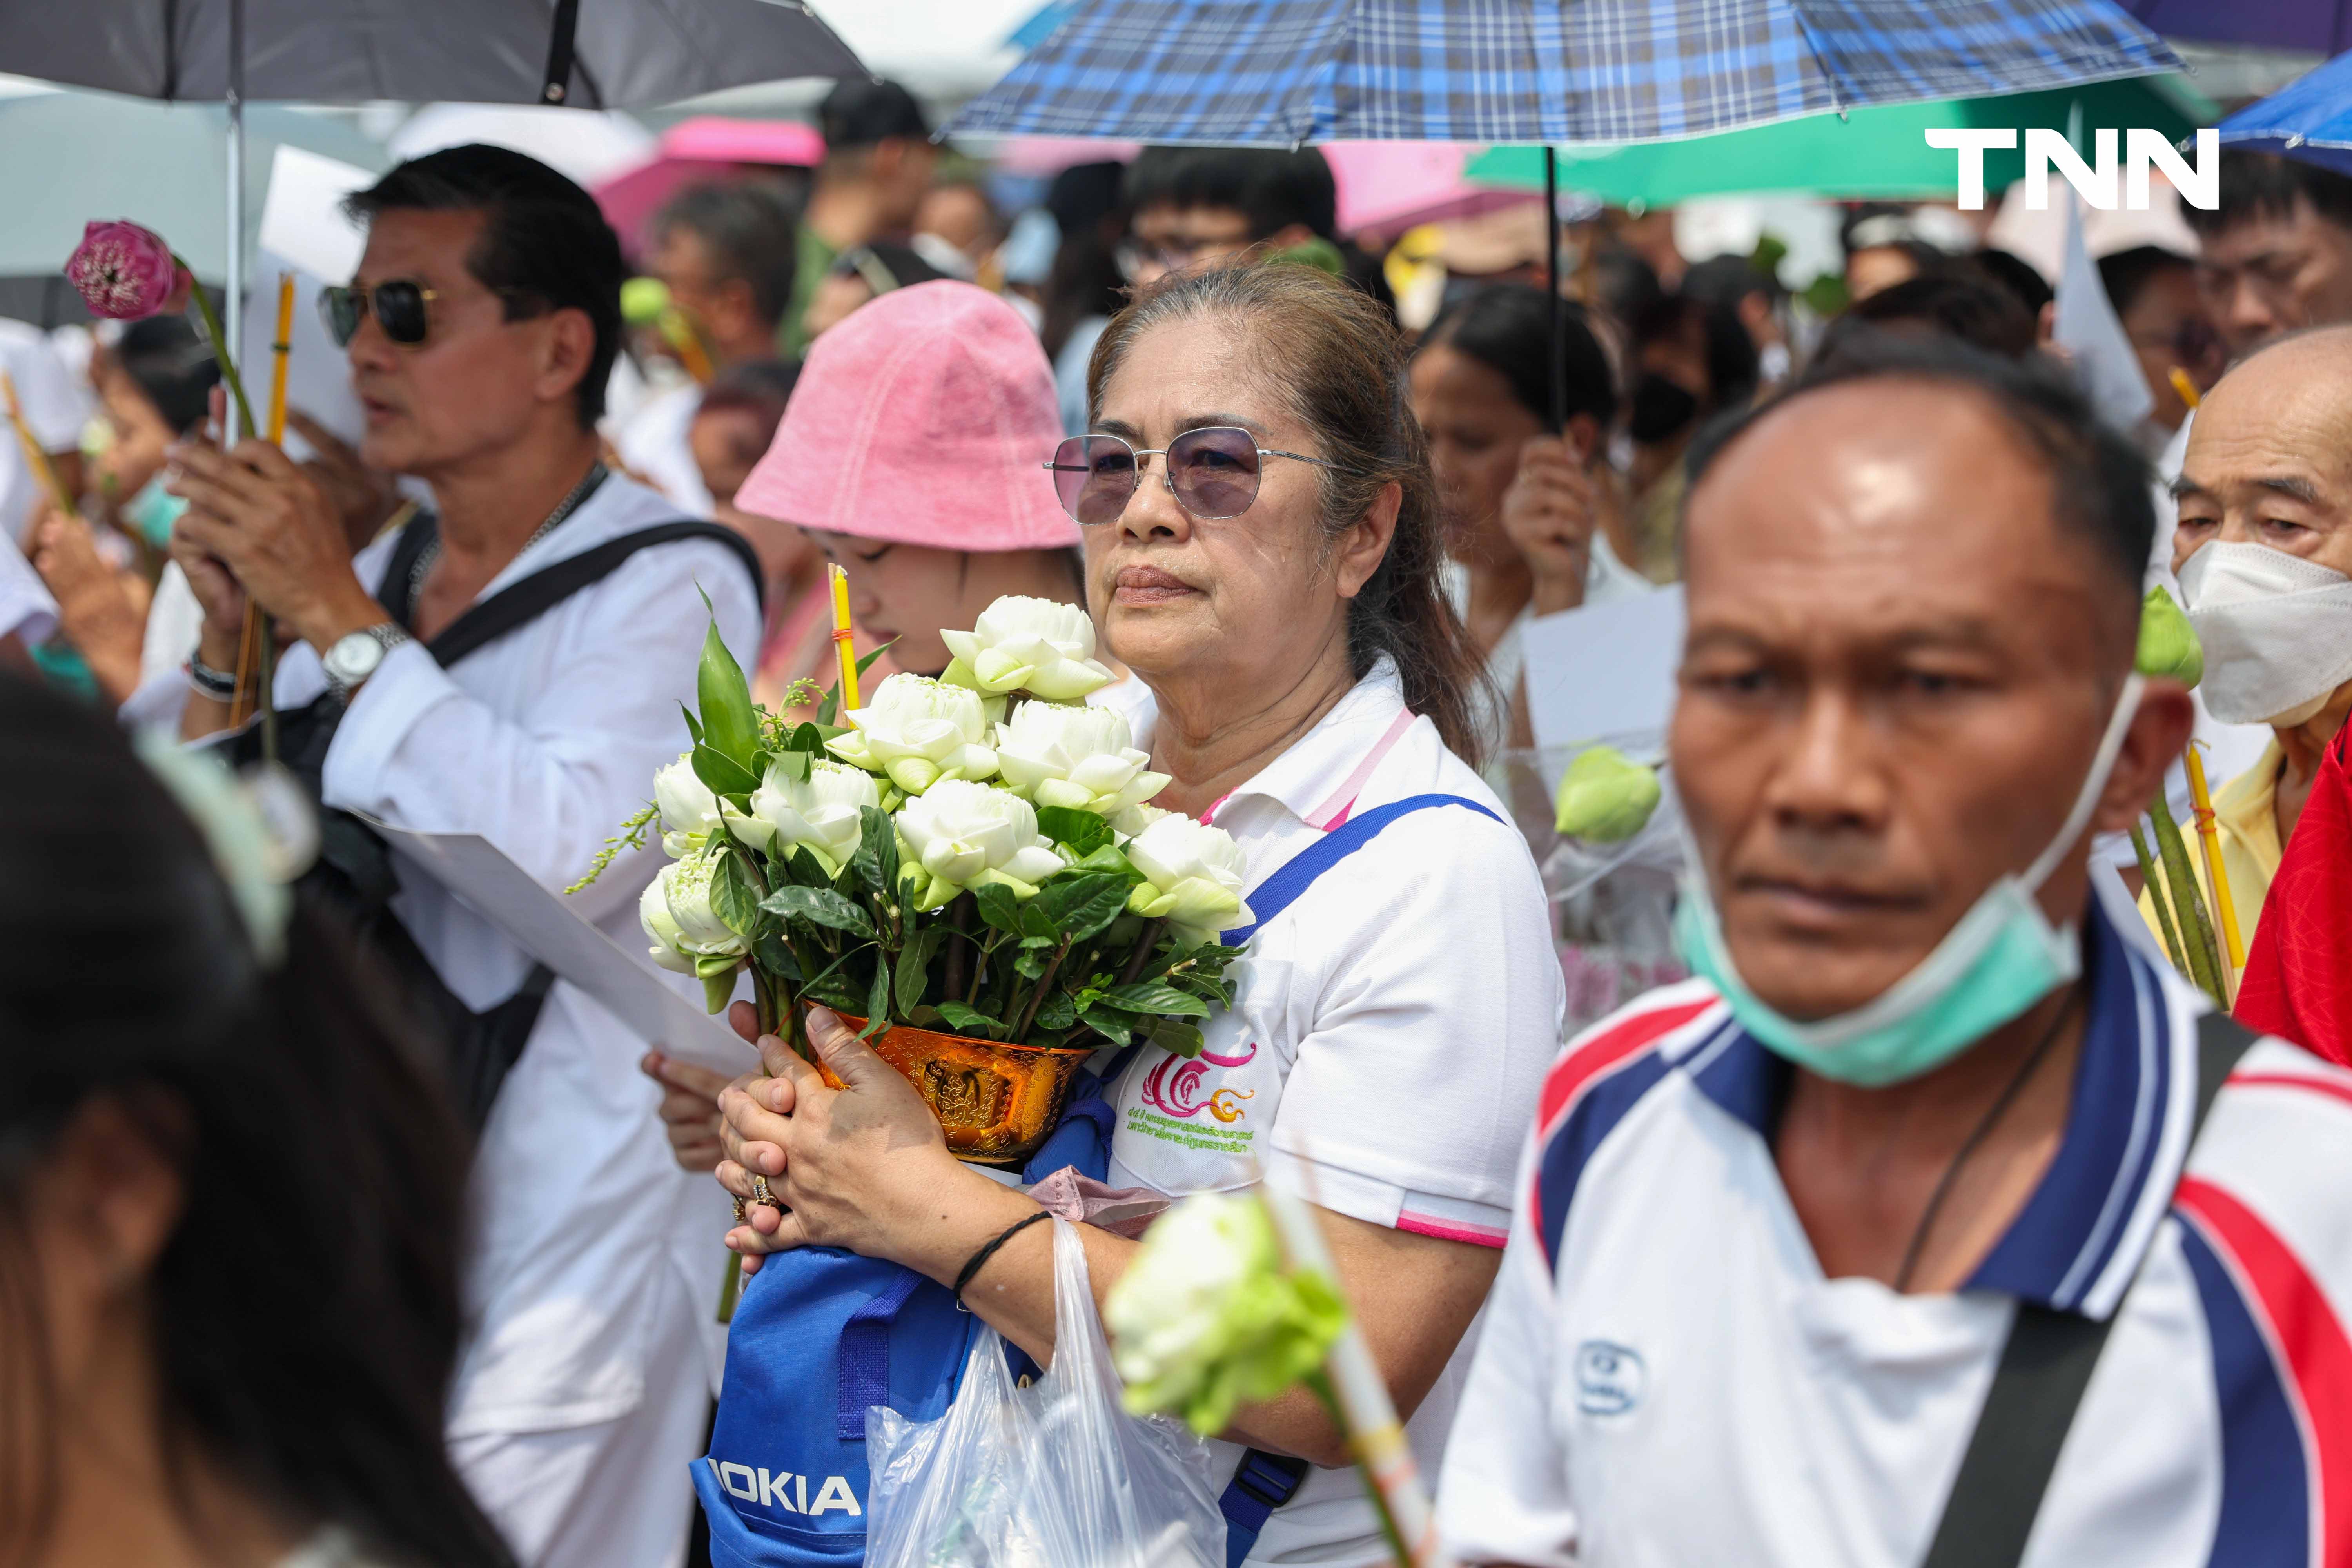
[1410,283,1650,755]
[712,263,1564,1567]
[0,675,512,1568]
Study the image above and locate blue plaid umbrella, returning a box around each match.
[951,0,2179,146]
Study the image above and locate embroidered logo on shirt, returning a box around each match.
[1139,1042,1259,1123]
[1574,1341,1646,1415]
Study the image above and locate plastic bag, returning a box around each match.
[864,1220,1226,1568]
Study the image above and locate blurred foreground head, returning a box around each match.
[1669,331,2190,1026]
[0,677,509,1568]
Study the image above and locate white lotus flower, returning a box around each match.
[653,751,723,857]
[827,673,1000,795]
[657,846,748,958]
[638,877,698,975]
[1125,814,1252,943]
[733,756,879,871]
[894,779,1067,910]
[1112,802,1174,840]
[994,701,1171,816]
[940,595,1115,701]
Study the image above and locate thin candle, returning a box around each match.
[266,270,294,443]
[830,563,860,711]
[0,370,75,517]
[2183,743,2245,992]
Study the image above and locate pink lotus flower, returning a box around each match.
[65,220,193,319]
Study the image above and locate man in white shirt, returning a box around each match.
[140,146,760,1568]
[1438,331,2352,1566]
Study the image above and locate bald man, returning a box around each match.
[1437,329,2352,1568]
[2149,324,2352,952]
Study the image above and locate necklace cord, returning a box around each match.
[1891,986,2082,1294]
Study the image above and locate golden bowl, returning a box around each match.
[822,1015,1095,1165]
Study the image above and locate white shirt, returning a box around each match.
[1444,542,1651,764]
[1110,659,1567,1566]
[125,474,761,1433]
[1437,899,2352,1568]
[0,319,90,546]
[615,378,713,518]
[0,525,57,648]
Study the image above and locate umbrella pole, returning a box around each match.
[224,0,278,763]
[1544,145,1564,430]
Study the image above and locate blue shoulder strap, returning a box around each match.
[1220,793,1502,947]
[1220,1449,1312,1566]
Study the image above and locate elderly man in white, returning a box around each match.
[129,146,759,1568]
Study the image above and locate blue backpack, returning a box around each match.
[695,795,1499,1568]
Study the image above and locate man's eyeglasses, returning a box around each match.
[320,280,439,347]
[1045,428,1345,525]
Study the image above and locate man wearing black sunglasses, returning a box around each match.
[148,144,762,1568]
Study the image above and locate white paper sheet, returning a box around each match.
[1520,585,1687,757]
[361,818,755,1076]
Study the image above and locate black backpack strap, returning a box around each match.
[376,506,441,631]
[423,521,764,668]
[1920,1009,2257,1568]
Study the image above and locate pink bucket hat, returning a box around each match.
[737,280,1080,550]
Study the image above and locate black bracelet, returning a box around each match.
[953,1210,1053,1305]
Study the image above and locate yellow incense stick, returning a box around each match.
[0,369,76,517]
[2183,742,2246,986]
[2169,366,2203,412]
[266,271,295,443]
[829,563,860,711]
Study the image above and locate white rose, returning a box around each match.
[940,595,1115,701]
[827,673,1000,795]
[638,877,698,975]
[1104,1193,1279,1416]
[893,779,1067,909]
[653,751,723,857]
[994,701,1171,817]
[658,847,748,957]
[734,756,879,870]
[1125,813,1252,943]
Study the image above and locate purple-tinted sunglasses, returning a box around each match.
[1045,426,1345,526]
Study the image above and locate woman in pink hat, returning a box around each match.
[730,279,1089,682]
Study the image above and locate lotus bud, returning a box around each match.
[938,595,1115,700]
[826,673,999,795]
[2135,584,2204,690]
[1124,813,1252,944]
[653,751,725,858]
[1553,746,1662,843]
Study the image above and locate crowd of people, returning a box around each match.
[5,71,2352,1568]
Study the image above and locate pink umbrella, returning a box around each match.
[1322,141,1532,240]
[595,116,826,253]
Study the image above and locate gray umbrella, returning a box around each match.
[2,0,864,109]
[7,0,864,425]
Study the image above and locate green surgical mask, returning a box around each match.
[1673,675,2145,1088]
[124,474,187,550]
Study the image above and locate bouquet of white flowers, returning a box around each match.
[582,593,1249,1162]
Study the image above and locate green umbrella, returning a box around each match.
[1465,74,2215,207]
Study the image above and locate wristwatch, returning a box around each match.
[321,623,415,704]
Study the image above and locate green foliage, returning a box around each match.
[1037,805,1114,855]
[696,611,761,771]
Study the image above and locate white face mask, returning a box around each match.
[2179,541,2352,727]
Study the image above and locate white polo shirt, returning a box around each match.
[1437,898,2352,1568]
[1111,657,1568,1566]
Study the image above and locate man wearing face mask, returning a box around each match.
[1622,292,1758,583]
[1437,332,2352,1568]
[2144,326,2352,959]
[2162,324,2352,1060]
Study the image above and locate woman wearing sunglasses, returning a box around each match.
[714,263,1564,1566]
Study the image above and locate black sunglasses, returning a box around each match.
[320,280,439,347]
[1045,427,1345,525]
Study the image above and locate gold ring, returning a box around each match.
[731,1194,748,1221]
[750,1173,775,1209]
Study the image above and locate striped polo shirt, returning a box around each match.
[1436,898,2352,1568]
